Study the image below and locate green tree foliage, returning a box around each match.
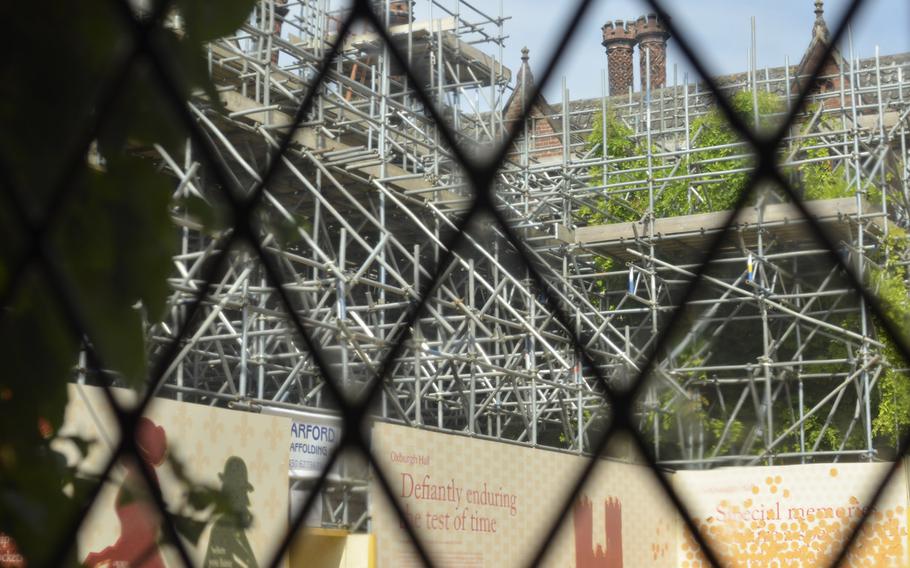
[799,142,851,200]
[790,105,852,201]
[676,90,783,212]
[869,231,910,444]
[785,413,844,453]
[0,1,255,564]
[580,112,650,224]
[583,91,910,460]
[582,90,786,229]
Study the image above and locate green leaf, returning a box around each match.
[0,1,124,215]
[177,0,258,42]
[156,28,226,114]
[177,194,231,234]
[54,157,176,386]
[0,1,254,562]
[0,443,82,567]
[0,277,78,438]
[97,60,181,159]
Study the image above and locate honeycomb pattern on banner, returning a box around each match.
[675,463,910,567]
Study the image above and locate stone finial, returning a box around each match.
[505,46,535,122]
[811,0,829,41]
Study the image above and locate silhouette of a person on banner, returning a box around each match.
[203,456,258,568]
[84,418,168,568]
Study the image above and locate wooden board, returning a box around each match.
[564,197,890,260]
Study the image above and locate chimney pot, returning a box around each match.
[602,20,637,96]
[635,13,671,91]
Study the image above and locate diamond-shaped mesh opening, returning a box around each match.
[374,209,617,449]
[630,183,880,467]
[149,244,299,401]
[536,433,679,566]
[5,0,910,566]
[286,445,377,564]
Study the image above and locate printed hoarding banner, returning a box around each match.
[259,406,342,480]
[370,422,678,567]
[289,416,342,479]
[674,463,910,566]
[57,385,290,568]
[50,388,910,568]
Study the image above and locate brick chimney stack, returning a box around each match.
[602,20,637,96]
[635,13,671,91]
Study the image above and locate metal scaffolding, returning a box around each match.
[514,40,910,469]
[106,0,910,528]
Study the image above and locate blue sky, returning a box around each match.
[496,0,910,100]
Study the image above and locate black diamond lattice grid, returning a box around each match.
[1,0,907,566]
